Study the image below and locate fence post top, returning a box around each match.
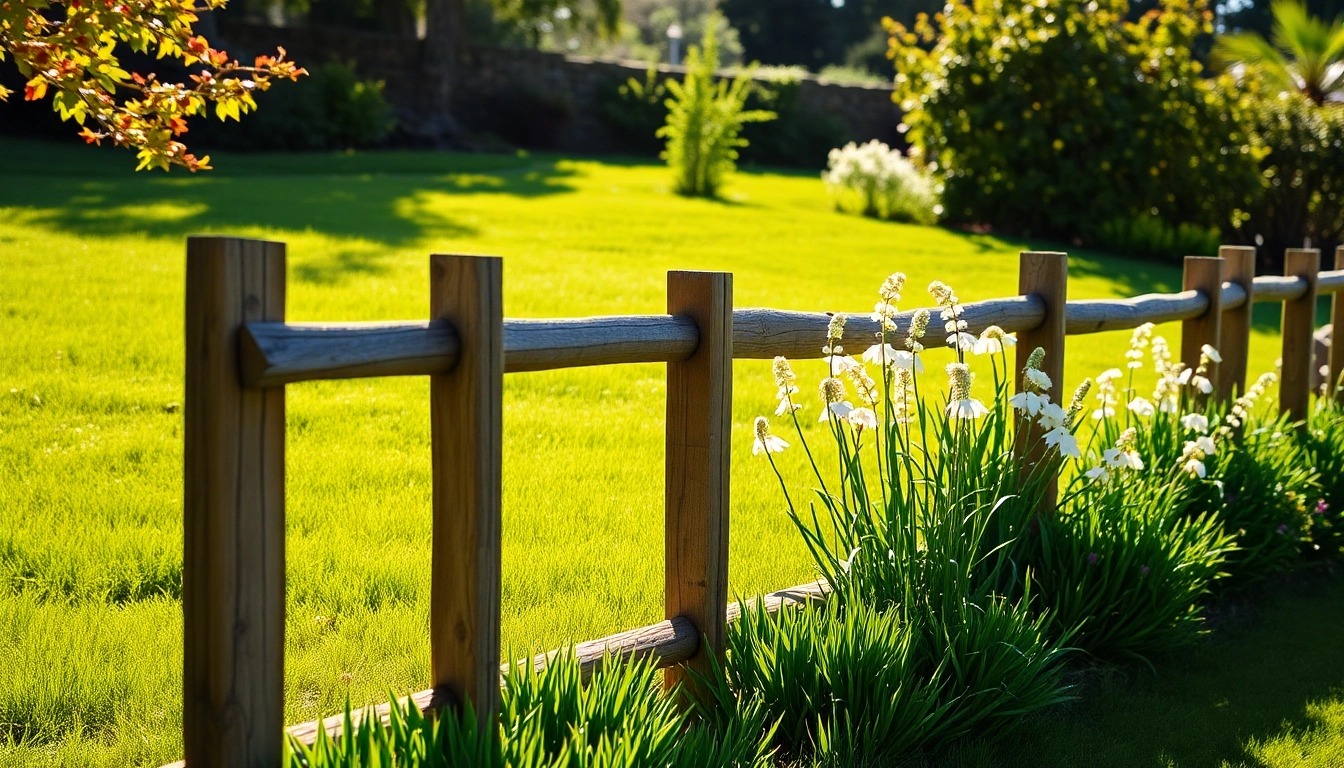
[186,233,287,247]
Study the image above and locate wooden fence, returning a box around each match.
[172,237,1344,767]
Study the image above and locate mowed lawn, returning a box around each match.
[0,136,1320,767]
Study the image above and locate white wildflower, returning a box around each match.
[1127,397,1156,417]
[752,417,789,455]
[1181,413,1209,433]
[1044,426,1081,458]
[848,407,878,431]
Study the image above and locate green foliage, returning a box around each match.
[285,649,776,767]
[600,67,669,155]
[1203,411,1318,581]
[1095,216,1221,263]
[1234,92,1344,262]
[659,15,776,196]
[0,0,305,171]
[1305,395,1344,558]
[1035,480,1233,661]
[602,64,845,169]
[197,61,394,151]
[888,0,1261,243]
[725,599,941,761]
[739,68,849,169]
[1213,0,1344,105]
[755,280,1071,761]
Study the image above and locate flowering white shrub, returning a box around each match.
[822,140,941,224]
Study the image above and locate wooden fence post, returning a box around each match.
[1218,246,1256,401]
[1281,248,1320,422]
[664,271,732,695]
[1015,252,1067,512]
[1330,245,1344,404]
[1180,255,1224,388]
[429,255,504,727]
[183,236,286,768]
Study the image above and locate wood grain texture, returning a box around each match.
[429,255,504,728]
[1219,247,1257,400]
[239,272,1344,389]
[1180,256,1224,384]
[1015,252,1068,513]
[240,315,698,388]
[1281,249,1321,421]
[1332,248,1344,404]
[1255,275,1311,302]
[663,271,733,695]
[183,236,286,768]
[1064,291,1206,333]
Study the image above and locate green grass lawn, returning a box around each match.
[0,136,1331,766]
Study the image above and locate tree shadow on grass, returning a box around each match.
[0,138,580,259]
[971,569,1344,768]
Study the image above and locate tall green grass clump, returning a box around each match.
[1031,327,1234,658]
[1078,327,1315,583]
[1036,465,1232,660]
[659,15,775,198]
[1304,385,1344,558]
[1203,378,1317,581]
[750,275,1072,762]
[285,649,776,767]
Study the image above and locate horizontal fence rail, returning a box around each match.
[275,579,831,750]
[241,271,1344,388]
[173,238,1343,768]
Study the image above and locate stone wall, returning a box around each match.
[216,22,900,157]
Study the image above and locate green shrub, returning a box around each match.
[887,0,1260,245]
[822,140,940,224]
[725,599,939,761]
[738,68,848,169]
[1095,216,1222,263]
[599,67,668,156]
[659,15,776,197]
[197,61,394,152]
[1036,480,1232,661]
[1234,92,1344,263]
[1203,408,1318,582]
[1305,394,1344,558]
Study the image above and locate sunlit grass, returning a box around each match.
[0,137,1315,766]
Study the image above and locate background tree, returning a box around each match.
[721,0,936,73]
[0,0,304,169]
[888,0,1260,242]
[1215,0,1344,104]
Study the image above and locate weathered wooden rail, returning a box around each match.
[171,238,1344,767]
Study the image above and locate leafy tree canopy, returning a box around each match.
[1,0,305,170]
